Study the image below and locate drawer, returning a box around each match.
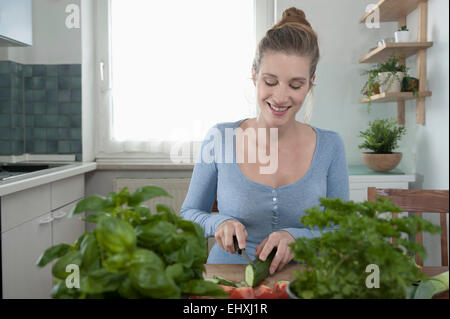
[52,201,86,246]
[1,184,51,233]
[51,175,84,211]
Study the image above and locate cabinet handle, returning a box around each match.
[53,212,67,219]
[38,216,54,224]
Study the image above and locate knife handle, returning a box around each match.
[233,236,242,255]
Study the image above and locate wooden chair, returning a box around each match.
[367,187,449,266]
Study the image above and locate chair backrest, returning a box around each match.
[212,199,219,213]
[367,187,449,267]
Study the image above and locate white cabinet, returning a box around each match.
[0,0,32,46]
[349,174,415,202]
[2,213,53,299]
[1,174,86,299]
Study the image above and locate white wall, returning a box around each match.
[0,0,81,64]
[277,0,400,167]
[409,0,449,266]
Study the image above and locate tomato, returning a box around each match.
[220,284,236,296]
[229,287,256,299]
[254,285,275,299]
[273,281,290,299]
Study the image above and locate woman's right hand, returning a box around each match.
[215,219,248,254]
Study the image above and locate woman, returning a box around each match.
[180,7,349,275]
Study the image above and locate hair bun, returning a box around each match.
[280,7,311,27]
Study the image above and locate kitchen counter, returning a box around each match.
[0,162,97,196]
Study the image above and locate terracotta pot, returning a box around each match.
[361,152,402,172]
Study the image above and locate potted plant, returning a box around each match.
[395,25,410,42]
[286,196,444,299]
[361,55,408,113]
[358,117,406,172]
[36,186,228,299]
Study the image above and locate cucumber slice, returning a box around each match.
[245,249,277,287]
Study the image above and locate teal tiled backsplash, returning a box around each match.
[0,61,82,161]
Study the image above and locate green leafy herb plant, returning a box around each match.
[361,55,414,113]
[288,197,441,299]
[36,186,227,299]
[358,117,406,154]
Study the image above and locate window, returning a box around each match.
[95,0,274,162]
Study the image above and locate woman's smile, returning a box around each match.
[267,101,292,115]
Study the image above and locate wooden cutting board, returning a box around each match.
[203,264,305,288]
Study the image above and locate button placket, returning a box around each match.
[271,188,278,229]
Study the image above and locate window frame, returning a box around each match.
[93,0,275,163]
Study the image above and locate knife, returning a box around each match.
[233,236,255,267]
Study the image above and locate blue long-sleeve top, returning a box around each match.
[180,118,349,264]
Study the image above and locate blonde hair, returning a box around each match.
[252,7,320,80]
[252,7,319,124]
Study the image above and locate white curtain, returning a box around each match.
[96,0,257,163]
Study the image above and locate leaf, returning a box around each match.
[117,277,141,299]
[52,250,82,280]
[161,233,207,268]
[113,187,130,207]
[36,243,70,267]
[135,220,177,249]
[130,248,165,269]
[51,279,82,299]
[413,271,449,299]
[103,252,132,273]
[128,185,172,207]
[94,216,136,254]
[176,218,206,244]
[129,263,180,298]
[80,232,101,273]
[69,195,114,217]
[82,213,107,224]
[181,279,228,298]
[81,268,127,294]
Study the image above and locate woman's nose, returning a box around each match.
[271,84,290,105]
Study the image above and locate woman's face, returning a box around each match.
[252,51,314,128]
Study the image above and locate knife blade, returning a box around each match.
[233,236,255,267]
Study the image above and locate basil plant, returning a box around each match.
[36,186,227,299]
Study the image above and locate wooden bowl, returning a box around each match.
[361,152,402,172]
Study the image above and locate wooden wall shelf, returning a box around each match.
[360,42,433,63]
[360,0,424,23]
[358,0,430,125]
[359,91,432,104]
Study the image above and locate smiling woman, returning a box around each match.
[180,7,349,276]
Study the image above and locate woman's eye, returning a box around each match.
[264,80,303,90]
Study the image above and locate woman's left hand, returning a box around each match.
[255,230,295,275]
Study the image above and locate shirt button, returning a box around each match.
[273,197,276,201]
[272,190,275,194]
[274,205,278,209]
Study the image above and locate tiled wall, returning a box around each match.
[0,61,82,161]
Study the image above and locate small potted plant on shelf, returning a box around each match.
[361,55,408,113]
[358,117,406,172]
[395,25,410,42]
[286,196,444,299]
